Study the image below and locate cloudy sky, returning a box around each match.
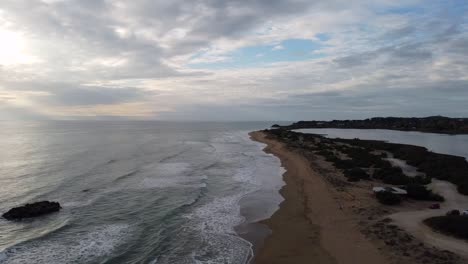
[0,0,467,121]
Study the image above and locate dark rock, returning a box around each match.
[3,201,61,220]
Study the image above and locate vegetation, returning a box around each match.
[279,116,468,134]
[373,167,409,185]
[424,216,468,240]
[333,159,355,170]
[266,128,468,195]
[375,191,402,205]
[334,137,468,193]
[405,184,444,201]
[340,146,391,168]
[343,168,369,181]
[458,182,468,196]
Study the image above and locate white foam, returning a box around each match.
[189,131,284,231]
[189,235,252,264]
[184,189,255,264]
[151,162,191,177]
[191,193,246,234]
[232,166,257,185]
[131,161,208,189]
[157,130,284,264]
[0,224,132,264]
[185,131,284,263]
[138,175,207,189]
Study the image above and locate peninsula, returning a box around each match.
[275,116,468,134]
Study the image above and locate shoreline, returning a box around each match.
[248,131,388,264]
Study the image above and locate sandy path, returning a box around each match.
[390,180,468,258]
[251,131,389,264]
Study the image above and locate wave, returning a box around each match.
[138,177,207,189]
[0,218,70,256]
[184,192,255,264]
[159,149,190,163]
[106,159,117,164]
[0,224,133,264]
[114,169,140,182]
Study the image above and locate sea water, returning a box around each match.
[0,121,285,264]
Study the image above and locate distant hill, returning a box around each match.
[277,116,468,134]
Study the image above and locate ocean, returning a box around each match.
[0,121,285,264]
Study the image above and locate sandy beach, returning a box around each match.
[250,131,389,264]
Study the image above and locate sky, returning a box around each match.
[0,0,467,121]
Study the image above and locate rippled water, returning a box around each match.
[0,121,284,264]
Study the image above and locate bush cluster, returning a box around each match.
[266,129,468,195]
[341,147,391,168]
[405,184,444,201]
[343,168,370,182]
[374,167,410,185]
[457,182,468,195]
[375,191,402,205]
[424,216,468,240]
[373,168,431,186]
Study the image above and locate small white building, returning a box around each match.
[373,186,407,195]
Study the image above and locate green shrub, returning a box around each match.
[424,216,468,240]
[333,159,355,169]
[382,173,410,185]
[412,175,431,185]
[375,191,402,205]
[457,181,468,195]
[343,168,369,182]
[316,150,334,157]
[406,184,444,201]
[373,167,411,185]
[343,147,387,168]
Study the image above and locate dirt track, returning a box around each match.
[390,180,468,258]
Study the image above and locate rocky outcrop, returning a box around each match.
[2,201,61,220]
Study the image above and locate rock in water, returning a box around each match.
[2,201,61,220]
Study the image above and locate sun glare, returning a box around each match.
[0,30,38,65]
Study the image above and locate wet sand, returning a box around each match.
[249,131,389,264]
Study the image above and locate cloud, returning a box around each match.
[272,45,285,51]
[44,85,154,106]
[0,0,467,120]
[2,81,153,105]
